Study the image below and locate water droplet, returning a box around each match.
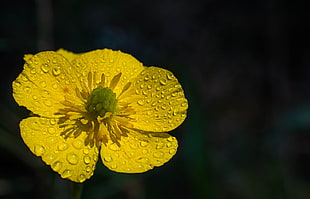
[137,99,145,105]
[169,149,176,154]
[41,64,50,73]
[153,151,164,158]
[48,127,56,134]
[52,67,61,76]
[84,156,91,164]
[166,142,172,148]
[160,79,167,85]
[32,95,38,100]
[34,145,45,156]
[137,157,150,164]
[44,100,52,107]
[161,104,168,110]
[140,141,149,147]
[62,169,72,178]
[104,156,113,162]
[49,119,56,125]
[86,166,92,173]
[108,143,119,151]
[93,155,98,162]
[57,142,68,151]
[66,152,79,165]
[52,83,58,89]
[30,68,36,74]
[144,75,150,81]
[167,73,174,80]
[40,81,47,87]
[83,148,90,154]
[73,140,84,150]
[23,86,31,93]
[51,161,62,171]
[147,85,152,90]
[79,174,86,182]
[156,143,164,149]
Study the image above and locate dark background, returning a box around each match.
[0,0,309,198]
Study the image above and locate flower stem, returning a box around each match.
[71,182,83,199]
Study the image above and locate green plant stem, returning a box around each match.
[71,182,83,199]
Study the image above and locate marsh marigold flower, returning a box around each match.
[12,49,188,182]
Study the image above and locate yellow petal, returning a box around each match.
[12,51,83,117]
[100,129,178,173]
[121,66,188,132]
[71,49,146,96]
[20,117,99,183]
[56,49,79,62]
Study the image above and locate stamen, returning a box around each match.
[109,73,122,90]
[87,72,92,91]
[100,73,105,87]
[118,82,131,99]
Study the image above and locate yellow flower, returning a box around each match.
[12,49,188,183]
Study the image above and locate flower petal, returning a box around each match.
[20,117,99,183]
[12,51,83,117]
[122,67,188,132]
[100,129,178,173]
[71,49,146,96]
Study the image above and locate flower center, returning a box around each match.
[85,86,117,119]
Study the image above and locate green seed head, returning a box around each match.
[86,86,117,118]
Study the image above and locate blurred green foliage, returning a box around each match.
[0,0,309,199]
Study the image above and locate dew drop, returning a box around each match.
[30,68,36,74]
[169,149,176,154]
[137,99,145,106]
[66,152,79,165]
[32,95,38,100]
[44,100,52,107]
[156,143,164,149]
[34,145,45,156]
[83,148,90,154]
[57,142,68,151]
[62,169,72,178]
[49,119,56,125]
[85,166,92,173]
[79,174,86,182]
[140,141,149,147]
[52,84,58,89]
[153,151,164,158]
[144,75,150,81]
[23,86,31,93]
[40,81,47,87]
[160,79,167,85]
[52,67,61,76]
[104,156,113,162]
[137,157,149,164]
[48,127,56,134]
[108,143,119,151]
[167,73,174,80]
[41,64,50,73]
[84,156,91,164]
[51,161,62,172]
[73,140,84,150]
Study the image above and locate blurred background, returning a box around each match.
[0,0,309,198]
